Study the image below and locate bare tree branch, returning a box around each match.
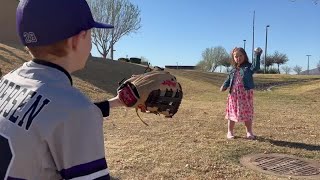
[88,0,141,59]
[293,65,303,75]
[290,0,318,4]
[281,65,292,74]
[197,46,228,72]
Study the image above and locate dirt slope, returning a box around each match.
[0,43,148,96]
[73,57,148,95]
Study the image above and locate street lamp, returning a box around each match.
[264,25,270,74]
[306,55,311,75]
[243,40,246,50]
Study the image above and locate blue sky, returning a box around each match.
[91,0,320,72]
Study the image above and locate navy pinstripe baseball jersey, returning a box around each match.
[0,60,110,179]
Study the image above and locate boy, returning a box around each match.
[0,0,123,179]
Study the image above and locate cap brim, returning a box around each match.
[94,22,114,29]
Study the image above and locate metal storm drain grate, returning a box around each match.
[240,153,320,179]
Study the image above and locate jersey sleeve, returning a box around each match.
[46,104,110,180]
[94,100,110,117]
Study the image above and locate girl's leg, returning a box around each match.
[227,120,235,139]
[244,120,255,139]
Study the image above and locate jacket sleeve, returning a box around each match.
[251,53,261,72]
[222,73,231,89]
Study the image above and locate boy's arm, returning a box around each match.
[94,96,124,117]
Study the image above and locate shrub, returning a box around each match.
[256,68,279,74]
[268,68,279,74]
[141,61,149,66]
[118,58,129,62]
[130,57,141,64]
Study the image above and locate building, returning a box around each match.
[300,68,320,75]
[165,65,196,70]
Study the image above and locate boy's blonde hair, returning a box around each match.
[26,39,69,58]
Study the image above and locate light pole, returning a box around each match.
[264,25,270,74]
[112,49,116,60]
[306,55,311,75]
[243,40,246,50]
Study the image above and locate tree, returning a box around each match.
[290,0,318,4]
[219,55,231,72]
[140,56,150,66]
[89,0,141,59]
[196,60,208,71]
[261,55,274,72]
[272,51,289,74]
[293,65,303,75]
[197,46,228,72]
[281,66,292,74]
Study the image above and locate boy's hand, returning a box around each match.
[108,95,125,108]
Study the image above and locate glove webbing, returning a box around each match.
[146,88,183,117]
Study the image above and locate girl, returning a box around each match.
[220,47,263,139]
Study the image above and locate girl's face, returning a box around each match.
[233,50,245,65]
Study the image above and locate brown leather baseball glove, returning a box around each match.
[117,68,183,125]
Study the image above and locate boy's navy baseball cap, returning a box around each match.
[16,0,114,46]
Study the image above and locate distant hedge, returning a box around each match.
[129,57,141,64]
[141,61,149,66]
[118,58,129,62]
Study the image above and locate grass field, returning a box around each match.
[1,43,320,180]
[102,72,320,180]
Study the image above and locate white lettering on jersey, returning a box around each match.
[0,79,51,130]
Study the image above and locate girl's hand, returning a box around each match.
[254,47,263,56]
[220,86,227,92]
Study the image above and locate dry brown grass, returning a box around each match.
[1,43,320,180]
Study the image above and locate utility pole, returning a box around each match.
[243,39,246,50]
[110,0,115,60]
[306,55,311,75]
[264,25,270,74]
[252,11,255,62]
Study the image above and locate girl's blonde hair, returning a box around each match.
[230,47,249,67]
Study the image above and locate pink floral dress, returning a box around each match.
[225,69,254,122]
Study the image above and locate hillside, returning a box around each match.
[301,68,320,75]
[0,43,149,99]
[2,43,320,94]
[0,0,20,45]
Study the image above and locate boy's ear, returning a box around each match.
[71,30,87,50]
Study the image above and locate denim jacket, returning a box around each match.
[222,54,261,93]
